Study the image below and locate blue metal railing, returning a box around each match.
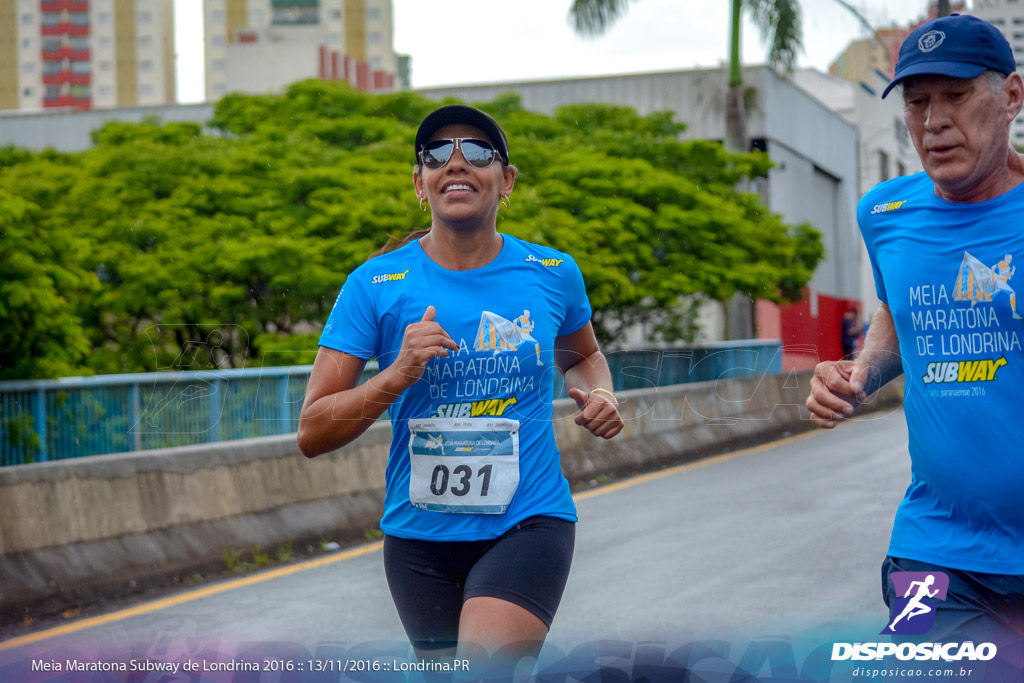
[598,339,783,393]
[0,365,368,466]
[0,340,781,465]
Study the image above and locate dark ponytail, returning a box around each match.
[368,228,431,260]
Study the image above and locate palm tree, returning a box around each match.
[570,0,801,152]
[570,1,882,338]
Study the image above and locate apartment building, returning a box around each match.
[3,0,175,111]
[973,0,1024,145]
[203,0,399,100]
[829,3,971,88]
[828,28,905,85]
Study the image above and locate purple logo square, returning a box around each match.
[881,571,950,635]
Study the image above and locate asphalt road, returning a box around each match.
[1,406,914,676]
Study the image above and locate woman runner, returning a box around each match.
[298,104,623,671]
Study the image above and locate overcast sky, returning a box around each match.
[173,0,945,103]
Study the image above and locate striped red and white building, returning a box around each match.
[1,0,403,112]
[3,0,176,111]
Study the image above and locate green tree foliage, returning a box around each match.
[0,176,97,380]
[0,82,822,379]
[495,99,821,340]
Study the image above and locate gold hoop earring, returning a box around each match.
[419,198,427,212]
[500,194,510,209]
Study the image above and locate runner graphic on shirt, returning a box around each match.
[474,310,544,364]
[518,310,544,365]
[992,254,1022,319]
[953,251,1023,318]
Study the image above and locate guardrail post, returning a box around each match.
[279,374,291,435]
[768,345,783,375]
[129,382,142,452]
[33,388,48,462]
[209,379,222,443]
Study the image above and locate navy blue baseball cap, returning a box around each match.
[882,13,1016,99]
[415,105,509,165]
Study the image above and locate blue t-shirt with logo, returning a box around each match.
[319,234,591,541]
[860,172,1024,574]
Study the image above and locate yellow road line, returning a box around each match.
[1,428,823,650]
[0,542,383,651]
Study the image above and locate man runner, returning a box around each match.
[805,13,1024,667]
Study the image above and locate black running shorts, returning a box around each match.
[382,516,575,651]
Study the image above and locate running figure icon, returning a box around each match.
[518,309,544,365]
[992,254,1023,319]
[888,574,940,632]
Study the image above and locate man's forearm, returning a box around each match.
[856,304,904,396]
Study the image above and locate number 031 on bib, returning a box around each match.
[408,418,521,514]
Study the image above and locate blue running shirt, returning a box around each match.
[860,172,1024,573]
[319,234,591,541]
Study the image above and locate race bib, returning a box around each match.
[408,418,520,514]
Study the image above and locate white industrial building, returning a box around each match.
[418,67,863,363]
[793,68,924,318]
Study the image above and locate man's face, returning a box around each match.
[902,73,1018,201]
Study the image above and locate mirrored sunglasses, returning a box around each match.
[419,138,503,170]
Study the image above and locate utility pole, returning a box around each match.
[937,0,951,17]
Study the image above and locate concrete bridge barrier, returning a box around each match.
[0,371,904,615]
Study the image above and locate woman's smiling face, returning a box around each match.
[414,123,515,226]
